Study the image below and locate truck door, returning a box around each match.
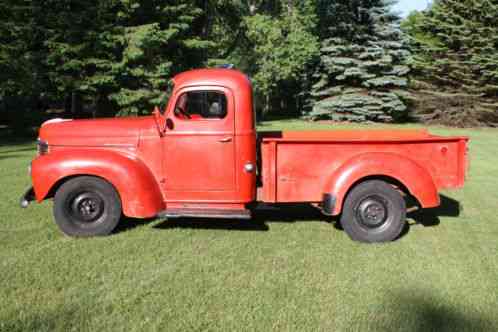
[163,87,236,196]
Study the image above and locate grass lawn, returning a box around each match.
[1,120,497,331]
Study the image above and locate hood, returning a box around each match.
[39,116,156,147]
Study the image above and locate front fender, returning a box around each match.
[324,152,440,215]
[31,149,165,218]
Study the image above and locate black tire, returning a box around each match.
[340,180,406,243]
[53,176,122,237]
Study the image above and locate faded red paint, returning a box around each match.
[30,68,469,218]
[258,131,468,215]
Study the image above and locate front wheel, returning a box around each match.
[340,180,406,243]
[53,176,122,237]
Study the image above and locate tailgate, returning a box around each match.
[456,138,470,188]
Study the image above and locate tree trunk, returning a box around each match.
[71,91,82,118]
[64,94,72,117]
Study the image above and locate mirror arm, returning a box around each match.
[153,106,167,136]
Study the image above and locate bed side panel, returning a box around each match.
[262,138,467,203]
[275,142,348,202]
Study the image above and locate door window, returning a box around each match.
[174,91,227,120]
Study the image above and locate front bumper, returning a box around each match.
[20,187,35,208]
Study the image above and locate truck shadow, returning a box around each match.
[396,194,461,239]
[115,216,158,233]
[407,194,461,227]
[152,204,330,232]
[117,195,461,235]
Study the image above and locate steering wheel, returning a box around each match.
[175,105,191,119]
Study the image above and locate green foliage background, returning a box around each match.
[0,0,497,127]
[401,0,498,125]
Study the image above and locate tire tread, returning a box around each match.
[53,176,122,237]
[340,180,406,243]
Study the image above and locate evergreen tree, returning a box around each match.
[103,0,212,116]
[0,0,48,97]
[0,0,50,128]
[403,0,498,97]
[0,0,29,96]
[309,0,411,122]
[43,0,211,117]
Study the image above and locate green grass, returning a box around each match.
[1,120,498,331]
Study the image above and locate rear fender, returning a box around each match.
[324,152,439,216]
[31,149,164,218]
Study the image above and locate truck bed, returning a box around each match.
[257,129,469,203]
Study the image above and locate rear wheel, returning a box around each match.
[53,176,122,237]
[340,180,406,243]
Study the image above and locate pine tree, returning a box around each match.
[309,0,411,122]
[104,1,213,116]
[43,0,212,117]
[0,0,47,97]
[403,0,498,97]
[0,0,50,128]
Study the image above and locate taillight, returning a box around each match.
[37,139,49,155]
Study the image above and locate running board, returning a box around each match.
[157,208,252,220]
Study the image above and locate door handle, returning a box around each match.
[218,137,232,143]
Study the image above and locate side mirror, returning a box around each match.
[153,106,167,136]
[166,118,174,130]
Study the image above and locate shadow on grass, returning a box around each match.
[152,203,334,232]
[0,135,36,162]
[0,145,36,162]
[1,306,79,332]
[155,218,270,231]
[408,194,461,227]
[0,133,36,147]
[114,215,270,233]
[0,146,36,154]
[0,151,34,161]
[114,195,462,236]
[113,216,158,234]
[375,293,495,331]
[0,154,22,161]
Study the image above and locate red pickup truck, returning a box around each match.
[21,69,469,242]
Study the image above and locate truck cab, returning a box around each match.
[22,68,469,243]
[158,69,257,210]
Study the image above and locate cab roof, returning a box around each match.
[172,68,252,91]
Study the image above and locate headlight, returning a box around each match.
[37,139,49,155]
